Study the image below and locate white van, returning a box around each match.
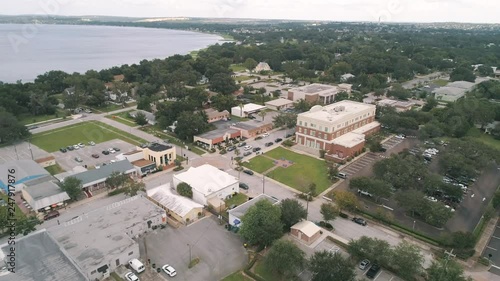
[128,259,145,273]
[337,172,347,179]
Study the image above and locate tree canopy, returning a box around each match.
[239,200,283,246]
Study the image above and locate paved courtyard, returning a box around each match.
[52,139,136,171]
[0,141,50,164]
[140,216,248,281]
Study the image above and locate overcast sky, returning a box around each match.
[2,0,498,23]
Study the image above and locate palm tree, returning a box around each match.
[258,110,267,121]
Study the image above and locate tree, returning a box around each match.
[426,258,472,281]
[309,250,356,281]
[422,97,438,112]
[134,111,148,126]
[449,231,475,250]
[493,191,500,210]
[209,73,239,95]
[348,236,392,267]
[320,203,338,222]
[59,176,82,201]
[177,182,193,198]
[450,67,476,82]
[240,200,284,246]
[334,91,349,102]
[243,58,258,71]
[477,65,494,77]
[0,109,31,145]
[174,111,209,141]
[211,94,237,112]
[258,110,267,121]
[105,171,128,190]
[123,180,145,197]
[136,96,152,112]
[327,163,339,181]
[391,241,424,281]
[280,199,307,231]
[265,240,306,278]
[332,190,359,212]
[349,177,391,202]
[16,216,41,236]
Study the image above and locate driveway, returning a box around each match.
[139,216,248,281]
[53,140,136,171]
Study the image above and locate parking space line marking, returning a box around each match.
[492,264,500,270]
[492,236,500,240]
[373,271,383,280]
[486,246,498,251]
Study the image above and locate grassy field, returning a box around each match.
[264,147,330,194]
[91,102,137,113]
[221,271,252,281]
[242,157,276,173]
[0,194,26,220]
[45,164,65,175]
[467,127,500,151]
[234,76,256,82]
[433,79,449,87]
[31,121,145,152]
[105,110,136,127]
[225,193,249,207]
[18,109,66,125]
[230,64,248,72]
[139,126,206,155]
[254,260,285,281]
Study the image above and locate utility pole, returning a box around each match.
[187,243,192,264]
[28,139,34,160]
[306,191,311,220]
[14,143,19,160]
[262,174,265,194]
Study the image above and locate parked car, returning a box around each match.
[102,150,110,155]
[265,142,274,147]
[337,172,347,179]
[255,136,263,140]
[243,169,254,175]
[274,138,283,143]
[359,259,370,270]
[366,264,381,279]
[262,133,269,137]
[113,147,120,152]
[78,142,85,148]
[67,145,74,151]
[253,147,261,152]
[161,264,177,277]
[352,217,367,226]
[73,144,80,150]
[91,154,100,159]
[125,272,139,281]
[234,156,243,161]
[237,142,247,147]
[43,210,60,221]
[59,148,67,153]
[285,133,294,138]
[74,157,83,163]
[244,145,253,151]
[227,146,236,151]
[424,196,438,202]
[239,183,249,190]
[88,141,96,146]
[243,151,252,156]
[108,148,116,153]
[395,134,406,139]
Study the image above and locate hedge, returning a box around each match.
[108,188,126,196]
[243,256,266,281]
[326,236,349,250]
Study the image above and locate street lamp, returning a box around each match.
[413,220,416,230]
[262,174,265,194]
[187,243,192,264]
[305,191,312,220]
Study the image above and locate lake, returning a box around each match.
[0,24,222,83]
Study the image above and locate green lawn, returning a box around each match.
[18,109,66,125]
[264,147,331,194]
[242,157,276,173]
[225,193,248,207]
[467,127,500,151]
[105,110,137,127]
[254,260,285,281]
[230,64,248,72]
[234,75,256,82]
[91,102,137,113]
[432,79,449,87]
[31,121,146,152]
[140,126,206,155]
[45,164,65,175]
[0,194,26,220]
[221,271,252,281]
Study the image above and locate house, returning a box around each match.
[49,195,166,281]
[290,220,322,245]
[147,183,204,224]
[21,180,70,213]
[433,80,476,102]
[0,230,89,281]
[376,99,415,112]
[231,103,266,118]
[0,160,51,192]
[70,160,137,194]
[194,128,241,150]
[296,100,379,162]
[340,73,355,82]
[129,110,156,125]
[64,87,75,96]
[205,108,230,123]
[253,62,271,72]
[287,83,352,104]
[230,119,273,138]
[198,75,209,85]
[265,98,294,111]
[173,164,239,206]
[141,143,176,167]
[228,194,279,227]
[131,159,157,176]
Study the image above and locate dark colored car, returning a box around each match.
[227,146,236,151]
[285,133,294,138]
[243,169,254,175]
[102,150,110,155]
[352,217,367,226]
[380,147,387,152]
[248,115,256,119]
[237,142,247,147]
[43,210,60,221]
[91,154,100,158]
[239,183,249,190]
[113,147,120,152]
[243,151,252,156]
[67,145,74,151]
[366,264,381,279]
[275,138,283,143]
[59,148,67,153]
[265,142,274,147]
[234,156,243,161]
[253,147,261,152]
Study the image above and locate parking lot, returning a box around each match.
[52,139,136,172]
[483,220,500,276]
[356,268,404,281]
[340,152,379,178]
[0,141,50,164]
[140,216,248,281]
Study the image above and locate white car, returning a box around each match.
[125,272,139,281]
[88,141,95,146]
[424,196,438,202]
[444,205,456,212]
[395,134,406,139]
[244,145,253,151]
[162,264,177,277]
[73,144,80,150]
[78,142,85,148]
[262,133,269,137]
[108,148,116,153]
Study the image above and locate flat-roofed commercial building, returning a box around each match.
[265,98,294,111]
[295,100,379,161]
[287,83,352,104]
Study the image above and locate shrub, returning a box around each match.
[173,166,184,171]
[282,139,295,147]
[339,212,349,219]
[108,188,126,196]
[319,149,326,158]
[219,149,227,155]
[177,182,193,198]
[210,148,216,153]
[297,193,313,201]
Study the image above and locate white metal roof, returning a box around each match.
[147,184,203,217]
[173,164,238,196]
[265,98,293,107]
[291,220,322,237]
